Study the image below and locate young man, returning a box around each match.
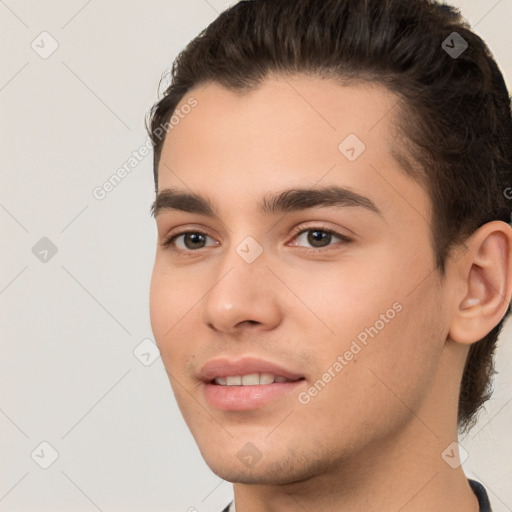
[147,0,512,510]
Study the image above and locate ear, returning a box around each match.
[448,221,512,345]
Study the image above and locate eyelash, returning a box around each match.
[160,225,352,255]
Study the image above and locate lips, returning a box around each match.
[200,357,306,411]
[214,373,296,386]
[199,357,305,383]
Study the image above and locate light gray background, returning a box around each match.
[1,1,511,511]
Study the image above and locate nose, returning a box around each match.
[201,243,283,335]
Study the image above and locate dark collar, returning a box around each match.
[221,479,493,512]
[469,479,492,512]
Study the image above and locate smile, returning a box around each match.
[213,373,302,386]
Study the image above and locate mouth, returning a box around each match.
[211,373,305,386]
[199,356,305,383]
[200,357,307,411]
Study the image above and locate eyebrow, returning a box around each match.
[150,185,382,219]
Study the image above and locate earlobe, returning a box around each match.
[449,221,512,345]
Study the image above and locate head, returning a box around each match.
[147,0,512,483]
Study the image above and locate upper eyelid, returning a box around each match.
[289,226,348,242]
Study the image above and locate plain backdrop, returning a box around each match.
[1,1,511,511]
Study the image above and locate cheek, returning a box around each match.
[288,253,444,405]
[149,263,190,356]
[289,296,444,452]
[149,260,213,381]
[149,264,169,343]
[284,257,404,344]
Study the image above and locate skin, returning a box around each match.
[149,74,512,511]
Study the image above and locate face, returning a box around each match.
[149,75,451,484]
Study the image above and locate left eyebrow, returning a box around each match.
[150,185,383,219]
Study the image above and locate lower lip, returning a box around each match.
[203,380,305,411]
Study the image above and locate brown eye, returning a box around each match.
[182,232,207,249]
[161,230,217,251]
[291,227,351,251]
[306,230,334,248]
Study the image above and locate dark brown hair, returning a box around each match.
[147,0,512,432]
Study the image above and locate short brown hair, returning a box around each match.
[147,0,512,432]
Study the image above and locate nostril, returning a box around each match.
[236,320,260,328]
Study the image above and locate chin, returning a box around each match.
[198,442,329,486]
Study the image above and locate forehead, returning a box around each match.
[164,75,400,159]
[157,75,430,223]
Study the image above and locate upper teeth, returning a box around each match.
[214,373,292,386]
